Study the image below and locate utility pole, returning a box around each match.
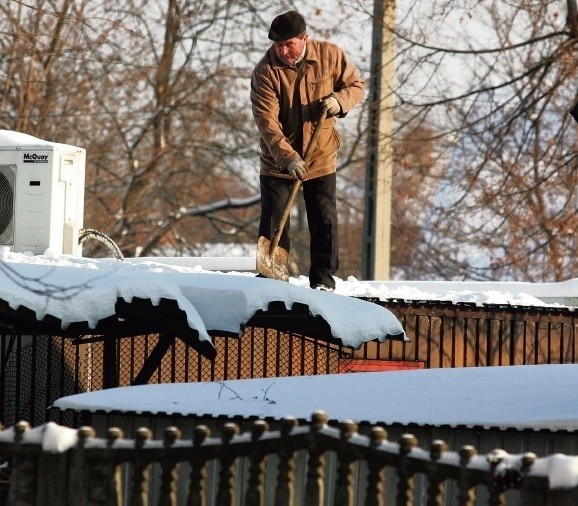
[362,0,396,281]
[568,0,578,36]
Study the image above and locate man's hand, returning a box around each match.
[321,96,340,117]
[285,158,308,180]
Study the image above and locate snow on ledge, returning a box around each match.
[0,422,78,453]
[124,255,256,271]
[0,129,83,150]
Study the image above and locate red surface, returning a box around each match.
[339,359,425,373]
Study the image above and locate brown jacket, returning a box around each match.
[251,39,365,180]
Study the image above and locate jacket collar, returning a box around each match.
[268,40,320,69]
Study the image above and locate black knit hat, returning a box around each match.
[268,11,306,42]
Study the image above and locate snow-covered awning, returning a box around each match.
[0,250,407,358]
[52,364,578,433]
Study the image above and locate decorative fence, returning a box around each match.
[1,412,577,506]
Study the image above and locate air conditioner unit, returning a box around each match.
[0,130,85,256]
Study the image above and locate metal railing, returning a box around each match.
[1,412,577,506]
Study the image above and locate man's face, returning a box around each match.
[274,34,308,66]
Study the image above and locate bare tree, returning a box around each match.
[0,0,371,278]
[2,0,575,283]
[388,0,578,281]
[0,0,264,258]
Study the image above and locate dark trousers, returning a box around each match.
[259,173,339,289]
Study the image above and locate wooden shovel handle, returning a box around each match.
[269,109,328,253]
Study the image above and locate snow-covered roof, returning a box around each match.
[358,279,578,307]
[2,245,578,357]
[0,248,407,352]
[52,364,578,433]
[126,254,578,307]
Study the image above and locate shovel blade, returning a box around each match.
[256,235,289,281]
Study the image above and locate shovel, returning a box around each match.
[256,108,328,281]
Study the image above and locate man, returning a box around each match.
[251,10,365,291]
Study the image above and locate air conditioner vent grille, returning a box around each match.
[0,164,15,244]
